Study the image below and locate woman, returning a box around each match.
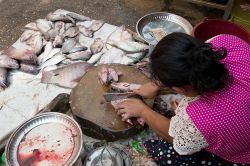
[116,33,250,165]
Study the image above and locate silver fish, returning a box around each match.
[66,12,91,21]
[24,22,39,31]
[44,28,60,40]
[41,62,93,88]
[19,62,38,75]
[126,52,146,61]
[0,67,7,88]
[4,46,37,63]
[55,21,65,36]
[66,50,92,61]
[46,12,75,23]
[32,65,59,81]
[107,40,148,53]
[111,82,141,92]
[78,25,93,38]
[87,52,103,65]
[68,46,88,54]
[61,38,77,53]
[63,26,79,38]
[107,25,125,42]
[88,20,104,32]
[126,28,146,43]
[25,34,43,54]
[39,53,66,70]
[0,54,19,69]
[90,38,104,54]
[53,35,64,47]
[120,55,135,65]
[98,47,125,64]
[20,30,37,42]
[36,19,53,34]
[38,41,53,64]
[65,23,74,30]
[40,48,61,64]
[121,30,133,41]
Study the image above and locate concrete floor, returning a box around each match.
[0,0,223,50]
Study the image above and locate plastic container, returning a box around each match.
[230,0,250,31]
[192,18,250,44]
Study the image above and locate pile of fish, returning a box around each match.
[0,9,149,90]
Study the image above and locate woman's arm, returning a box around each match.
[134,82,161,99]
[116,98,173,144]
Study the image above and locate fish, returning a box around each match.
[39,48,61,64]
[32,65,59,81]
[111,82,141,92]
[41,62,93,88]
[97,66,108,85]
[44,28,60,40]
[0,54,19,69]
[88,20,104,32]
[87,52,103,64]
[4,46,37,63]
[126,28,146,43]
[68,46,88,54]
[66,12,91,21]
[36,19,53,34]
[90,38,104,54]
[121,30,133,41]
[46,12,75,23]
[39,53,66,70]
[65,23,74,30]
[0,67,8,88]
[108,68,122,82]
[120,55,135,65]
[61,38,77,53]
[98,66,122,85]
[37,41,53,64]
[53,35,64,47]
[110,99,133,125]
[19,62,38,75]
[59,59,83,65]
[20,30,37,42]
[107,40,149,53]
[65,50,92,61]
[63,26,79,38]
[98,47,125,64]
[107,25,125,42]
[126,52,146,61]
[78,25,93,38]
[24,22,39,31]
[25,34,43,54]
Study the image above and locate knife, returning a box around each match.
[103,92,136,102]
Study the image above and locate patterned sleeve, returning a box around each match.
[169,97,209,155]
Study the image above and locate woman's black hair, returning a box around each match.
[150,32,229,93]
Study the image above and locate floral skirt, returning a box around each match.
[144,139,246,166]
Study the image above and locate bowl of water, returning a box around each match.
[136,12,193,45]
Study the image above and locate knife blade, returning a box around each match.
[103,92,136,102]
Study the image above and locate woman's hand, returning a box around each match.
[134,82,160,99]
[115,98,151,121]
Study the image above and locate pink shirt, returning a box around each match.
[187,35,250,164]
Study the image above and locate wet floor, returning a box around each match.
[0,0,223,50]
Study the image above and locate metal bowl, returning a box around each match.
[83,146,124,166]
[5,112,83,166]
[136,12,193,45]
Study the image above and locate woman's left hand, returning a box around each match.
[115,98,150,121]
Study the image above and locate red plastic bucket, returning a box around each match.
[192,18,250,44]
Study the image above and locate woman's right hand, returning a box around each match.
[134,82,160,99]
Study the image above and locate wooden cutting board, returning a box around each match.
[70,64,154,141]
